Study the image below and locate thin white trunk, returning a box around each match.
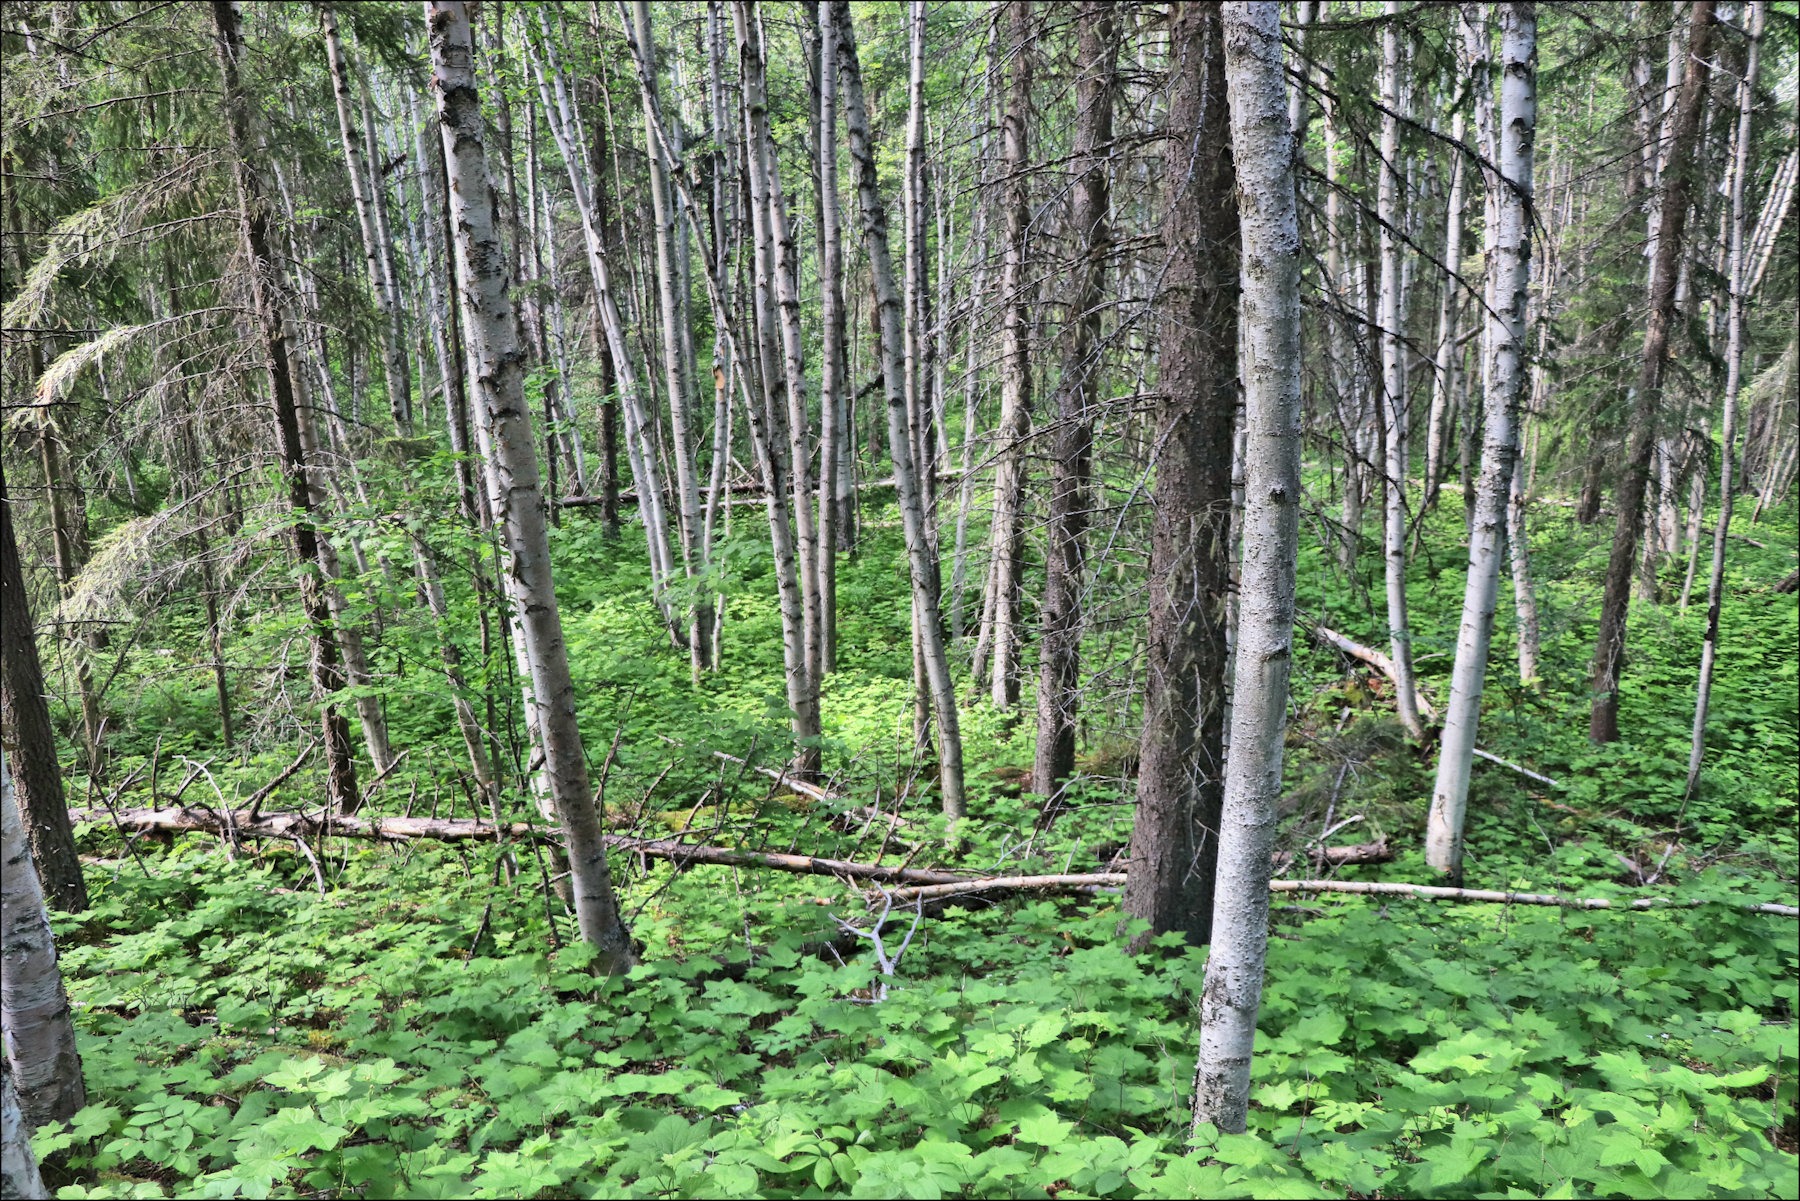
[631,1,711,678]
[428,0,634,971]
[1,1058,46,1201]
[817,0,845,673]
[1193,0,1303,1137]
[322,2,410,433]
[1378,1,1422,739]
[1687,1,1765,799]
[0,748,84,1130]
[524,25,679,630]
[1426,112,1467,501]
[832,0,966,819]
[1426,2,1536,880]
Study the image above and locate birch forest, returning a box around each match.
[4,1,1799,1197]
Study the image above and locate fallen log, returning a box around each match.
[1312,625,1439,721]
[68,806,972,887]
[876,872,1800,916]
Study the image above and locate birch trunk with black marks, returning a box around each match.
[0,747,84,1129]
[1377,0,1423,740]
[427,0,634,971]
[1193,0,1302,1135]
[833,0,966,819]
[1426,1,1536,881]
[1687,1,1764,797]
[323,2,411,434]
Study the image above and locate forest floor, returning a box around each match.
[38,489,1800,1199]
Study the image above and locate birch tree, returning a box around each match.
[1377,1,1424,740]
[1,1058,45,1201]
[1687,0,1765,797]
[427,0,635,972]
[1,748,84,1130]
[1123,0,1238,950]
[831,0,966,819]
[1426,1,1537,881]
[1193,0,1303,1135]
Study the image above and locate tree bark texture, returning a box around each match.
[1687,0,1764,796]
[1194,0,1303,1137]
[1033,1,1116,804]
[1589,0,1715,744]
[210,0,361,817]
[0,494,86,913]
[427,0,635,972]
[0,748,84,1130]
[1426,1,1536,881]
[984,0,1035,712]
[1124,0,1238,951]
[832,0,966,819]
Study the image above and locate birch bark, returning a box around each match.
[1194,0,1303,1136]
[816,0,846,674]
[1426,2,1536,880]
[0,747,84,1129]
[1687,0,1765,797]
[1378,1,1423,740]
[428,0,634,971]
[832,0,966,819]
[323,2,411,433]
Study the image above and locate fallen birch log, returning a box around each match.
[1312,625,1438,720]
[876,873,1799,917]
[68,806,972,886]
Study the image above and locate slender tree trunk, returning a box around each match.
[0,498,86,913]
[2,1057,46,1201]
[1687,0,1764,797]
[1425,2,1536,881]
[1033,1,1116,804]
[1124,0,1238,951]
[984,0,1035,712]
[816,0,845,675]
[1378,1,1423,739]
[1425,112,1467,505]
[212,0,360,816]
[1193,0,1302,1136]
[1590,0,1716,744]
[632,1,713,679]
[30,415,103,781]
[322,3,410,434]
[1507,447,1540,684]
[833,0,966,819]
[428,0,635,971]
[0,747,84,1129]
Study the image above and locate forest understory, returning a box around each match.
[1,1,1797,1199]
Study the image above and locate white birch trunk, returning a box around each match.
[1378,1,1423,740]
[832,0,966,819]
[1426,2,1536,880]
[1687,1,1765,799]
[1193,1,1303,1136]
[1426,112,1467,502]
[1,1057,45,1201]
[0,748,84,1131]
[428,0,634,971]
[817,0,845,673]
[322,2,411,433]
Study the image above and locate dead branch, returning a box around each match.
[1312,625,1439,720]
[877,872,1799,917]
